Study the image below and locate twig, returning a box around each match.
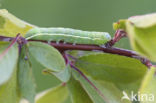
[0,35,152,68]
[31,40,136,56]
[32,40,152,68]
[105,29,127,47]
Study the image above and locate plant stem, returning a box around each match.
[0,35,152,68]
[37,40,152,68]
[105,29,127,47]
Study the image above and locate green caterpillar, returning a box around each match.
[25,27,111,45]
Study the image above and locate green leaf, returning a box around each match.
[96,81,132,103]
[72,69,132,103]
[42,64,71,82]
[114,13,156,30]
[114,13,156,62]
[115,79,142,95]
[0,9,34,37]
[28,42,66,72]
[113,19,127,30]
[36,84,68,103]
[67,76,93,103]
[139,67,156,103]
[0,66,20,103]
[28,52,61,93]
[126,20,156,62]
[52,64,71,82]
[128,13,156,28]
[18,45,36,103]
[74,74,105,103]
[75,53,147,83]
[0,42,18,85]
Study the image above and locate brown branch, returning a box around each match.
[28,40,152,68]
[29,40,136,56]
[0,35,152,68]
[105,29,127,47]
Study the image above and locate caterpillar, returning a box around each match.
[25,27,111,45]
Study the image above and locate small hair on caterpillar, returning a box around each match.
[25,27,111,46]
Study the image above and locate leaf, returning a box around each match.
[42,64,71,82]
[113,19,127,30]
[128,13,156,28]
[96,81,132,103]
[114,13,156,62]
[126,20,156,62]
[36,84,68,103]
[72,69,131,103]
[115,79,142,95]
[73,74,105,103]
[67,76,93,103]
[28,42,66,72]
[139,67,156,103]
[0,9,34,37]
[0,42,18,85]
[28,52,61,93]
[0,65,20,103]
[18,45,36,103]
[52,64,71,82]
[75,53,147,83]
[113,13,156,30]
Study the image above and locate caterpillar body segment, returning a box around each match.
[25,27,111,45]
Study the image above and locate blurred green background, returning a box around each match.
[1,0,156,101]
